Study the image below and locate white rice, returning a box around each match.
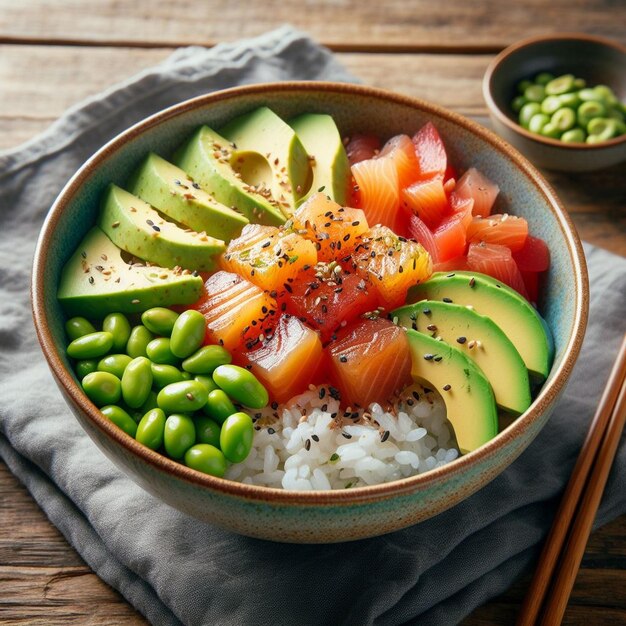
[225,383,459,490]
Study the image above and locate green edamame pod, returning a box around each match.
[101,404,137,437]
[102,313,131,352]
[220,412,254,463]
[203,389,236,423]
[182,345,232,374]
[136,408,166,450]
[67,331,113,359]
[151,363,185,388]
[195,416,221,447]
[170,310,206,358]
[127,325,154,358]
[75,359,98,379]
[195,375,219,394]
[121,356,153,409]
[184,444,226,477]
[65,317,97,341]
[164,414,196,459]
[157,380,209,413]
[146,337,180,365]
[97,353,132,378]
[212,364,269,409]
[82,371,121,406]
[141,307,179,336]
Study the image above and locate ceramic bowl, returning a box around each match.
[32,82,588,543]
[483,33,626,172]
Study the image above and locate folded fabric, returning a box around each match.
[1,25,625,626]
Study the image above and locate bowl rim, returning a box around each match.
[32,81,589,505]
[482,32,626,151]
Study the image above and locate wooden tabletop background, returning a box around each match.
[1,1,625,624]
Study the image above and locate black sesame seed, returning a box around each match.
[339,355,348,363]
[192,182,201,189]
[319,388,326,399]
[434,355,443,362]
[443,384,452,391]
[268,427,276,435]
[424,353,435,361]
[305,439,311,451]
[312,434,320,442]
[469,277,476,287]
[412,391,420,400]
[426,324,437,331]
[456,336,467,344]
[381,430,390,442]
[443,297,453,303]
[342,432,352,439]
[152,225,161,232]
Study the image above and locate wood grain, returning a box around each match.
[0,0,624,50]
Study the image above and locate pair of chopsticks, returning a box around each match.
[517,333,626,625]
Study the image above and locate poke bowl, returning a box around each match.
[32,82,588,543]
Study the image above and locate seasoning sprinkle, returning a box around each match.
[443,384,452,391]
[380,430,390,442]
[305,439,311,451]
[456,336,467,344]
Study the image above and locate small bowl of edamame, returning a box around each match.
[483,33,626,172]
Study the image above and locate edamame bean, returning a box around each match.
[182,345,231,374]
[573,77,586,89]
[551,108,576,132]
[164,414,196,459]
[82,371,121,406]
[65,317,96,341]
[528,113,550,134]
[102,312,131,352]
[157,380,208,413]
[195,416,221,447]
[121,356,153,409]
[519,102,542,128]
[184,444,226,477]
[220,412,254,463]
[545,74,574,96]
[587,117,618,142]
[195,375,219,394]
[524,84,545,103]
[517,79,533,94]
[212,364,269,409]
[75,359,98,379]
[540,123,561,139]
[535,71,554,86]
[181,371,193,380]
[203,389,237,423]
[540,95,562,116]
[138,390,159,416]
[578,87,603,102]
[141,307,179,336]
[67,331,113,359]
[561,128,586,143]
[101,404,137,437]
[511,95,526,113]
[126,325,154,358]
[151,363,185,388]
[170,310,205,358]
[136,408,166,450]
[578,101,606,128]
[146,337,180,365]
[607,105,625,122]
[97,353,132,378]
[558,92,580,109]
[594,85,618,105]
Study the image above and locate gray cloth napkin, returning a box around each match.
[1,26,625,626]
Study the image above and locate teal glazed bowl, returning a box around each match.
[483,33,626,172]
[32,83,588,543]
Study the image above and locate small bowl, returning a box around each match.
[32,82,588,543]
[483,33,626,172]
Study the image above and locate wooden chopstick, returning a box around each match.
[517,333,626,626]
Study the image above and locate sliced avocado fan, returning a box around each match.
[407,271,552,381]
[405,329,498,454]
[394,300,531,415]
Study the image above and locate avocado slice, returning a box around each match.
[405,329,498,454]
[288,113,350,206]
[174,125,285,226]
[220,107,311,216]
[127,152,248,242]
[407,271,552,381]
[57,227,203,318]
[98,184,224,271]
[394,300,531,415]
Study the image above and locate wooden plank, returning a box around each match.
[0,0,624,50]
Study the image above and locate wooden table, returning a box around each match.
[1,2,625,624]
